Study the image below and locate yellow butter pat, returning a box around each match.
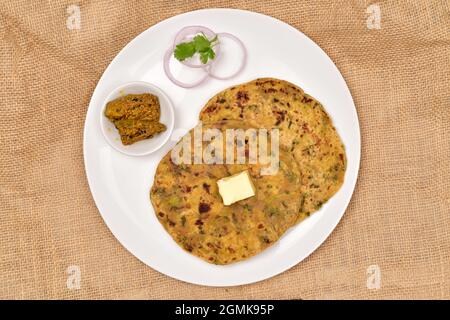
[217,170,256,206]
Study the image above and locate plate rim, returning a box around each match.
[83,8,361,287]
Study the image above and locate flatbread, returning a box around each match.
[199,78,346,221]
[150,120,302,264]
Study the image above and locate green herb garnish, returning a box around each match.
[174,34,219,64]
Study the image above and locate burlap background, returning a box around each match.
[1,0,449,299]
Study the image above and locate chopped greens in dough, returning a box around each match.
[150,78,347,265]
[199,78,346,221]
[150,121,302,265]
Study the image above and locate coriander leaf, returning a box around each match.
[199,47,215,64]
[194,34,211,52]
[174,41,196,61]
[199,51,209,64]
[207,47,215,60]
[174,33,219,64]
[193,34,211,52]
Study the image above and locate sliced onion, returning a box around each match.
[163,47,209,88]
[206,32,247,80]
[173,26,220,69]
[164,27,247,88]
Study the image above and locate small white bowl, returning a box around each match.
[100,81,174,156]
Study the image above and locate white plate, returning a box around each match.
[83,8,360,286]
[100,81,174,156]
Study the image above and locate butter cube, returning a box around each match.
[217,170,256,206]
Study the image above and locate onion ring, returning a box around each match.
[163,47,210,88]
[206,32,247,80]
[164,27,247,88]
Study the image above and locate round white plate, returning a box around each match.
[84,8,360,286]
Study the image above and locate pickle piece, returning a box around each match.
[105,93,160,121]
[114,119,166,145]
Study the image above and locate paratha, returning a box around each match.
[150,120,302,264]
[199,78,346,221]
